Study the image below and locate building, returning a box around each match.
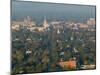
[51,21,64,29]
[78,23,88,29]
[30,16,49,32]
[58,58,76,69]
[87,18,96,26]
[11,24,20,30]
[43,16,49,29]
[81,64,95,69]
[12,16,49,32]
[11,16,36,30]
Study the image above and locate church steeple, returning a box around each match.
[43,16,49,28]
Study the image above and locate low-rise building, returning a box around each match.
[59,58,76,69]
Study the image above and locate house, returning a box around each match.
[81,64,96,69]
[59,58,76,69]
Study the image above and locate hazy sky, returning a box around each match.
[12,1,96,23]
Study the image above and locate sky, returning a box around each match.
[11,1,96,23]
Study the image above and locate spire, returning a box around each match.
[43,16,49,28]
[27,16,31,21]
[57,29,60,34]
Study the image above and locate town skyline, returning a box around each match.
[11,1,96,74]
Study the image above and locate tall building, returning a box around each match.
[23,16,36,27]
